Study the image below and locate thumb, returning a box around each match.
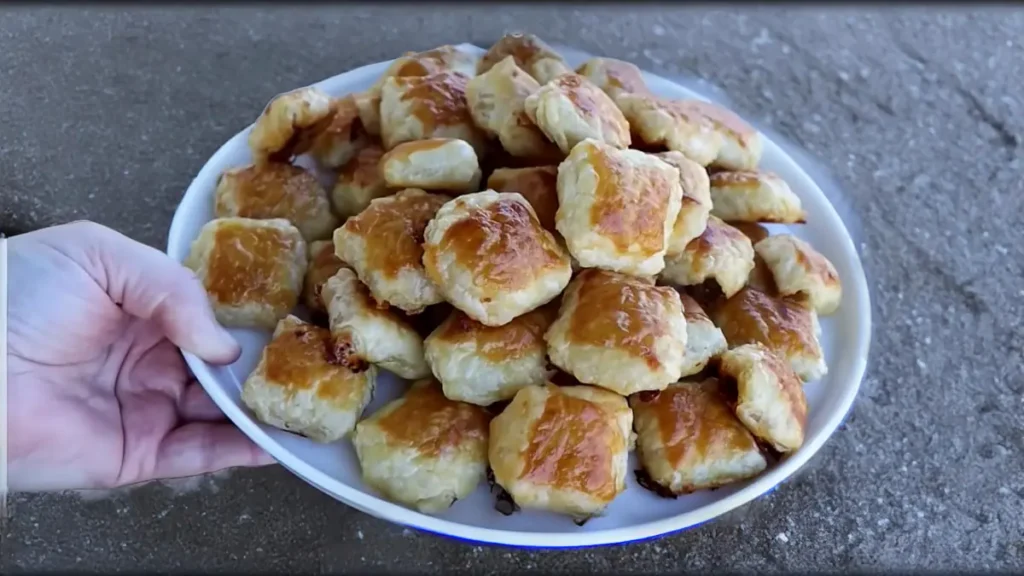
[53,221,241,364]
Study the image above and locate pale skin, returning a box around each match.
[8,221,274,491]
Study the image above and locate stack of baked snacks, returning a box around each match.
[183,33,844,523]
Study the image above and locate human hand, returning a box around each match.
[8,221,274,491]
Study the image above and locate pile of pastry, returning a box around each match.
[184,33,842,523]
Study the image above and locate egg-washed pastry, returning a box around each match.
[185,217,307,329]
[489,384,632,520]
[214,162,338,242]
[630,378,767,495]
[575,57,649,102]
[466,56,561,160]
[322,267,430,380]
[712,286,827,382]
[379,70,487,153]
[380,138,482,193]
[525,74,632,154]
[754,234,842,315]
[545,269,688,395]
[352,379,490,513]
[356,45,479,137]
[307,95,369,169]
[423,190,572,326]
[728,222,776,293]
[330,142,391,220]
[681,99,764,171]
[730,221,772,245]
[478,33,573,86]
[334,188,450,314]
[660,216,755,299]
[615,93,723,166]
[718,343,808,453]
[677,292,728,377]
[486,166,559,233]
[709,171,806,224]
[248,86,335,163]
[655,151,712,254]
[424,304,557,406]
[302,240,347,314]
[556,139,682,276]
[406,302,455,339]
[240,315,377,443]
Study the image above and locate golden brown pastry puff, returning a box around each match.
[241,315,377,443]
[356,45,479,137]
[556,139,682,276]
[711,286,827,382]
[755,234,842,315]
[322,267,430,379]
[307,95,369,169]
[466,56,562,160]
[352,379,490,514]
[379,70,487,153]
[615,93,723,166]
[630,378,767,495]
[302,240,347,314]
[334,188,450,314]
[677,292,729,377]
[477,33,573,86]
[423,304,557,406]
[489,383,632,520]
[680,99,764,171]
[185,217,307,330]
[575,57,650,102]
[709,170,806,224]
[486,166,559,233]
[423,190,572,326]
[330,142,392,220]
[379,138,482,193]
[248,86,335,163]
[545,269,688,395]
[214,162,338,242]
[525,74,632,153]
[719,343,808,453]
[660,216,755,299]
[654,151,712,254]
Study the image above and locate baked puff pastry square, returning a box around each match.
[630,378,767,495]
[488,384,632,520]
[423,304,557,406]
[677,292,729,377]
[655,151,713,254]
[334,188,451,314]
[525,74,632,153]
[754,234,842,315]
[423,190,572,326]
[556,139,682,276]
[486,166,559,233]
[575,57,650,102]
[466,56,562,160]
[241,315,377,443]
[330,142,391,220]
[214,162,338,242]
[545,269,688,396]
[660,216,755,299]
[719,343,808,453]
[185,217,307,329]
[322,267,430,380]
[248,86,335,163]
[682,99,764,171]
[352,379,490,514]
[615,93,723,166]
[379,70,487,153]
[307,95,369,169]
[711,286,827,382]
[302,240,347,314]
[380,138,481,193]
[478,33,573,86]
[709,171,806,224]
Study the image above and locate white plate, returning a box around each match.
[166,43,871,548]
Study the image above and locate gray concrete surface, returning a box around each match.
[2,5,1022,573]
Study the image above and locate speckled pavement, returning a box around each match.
[2,6,1022,572]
